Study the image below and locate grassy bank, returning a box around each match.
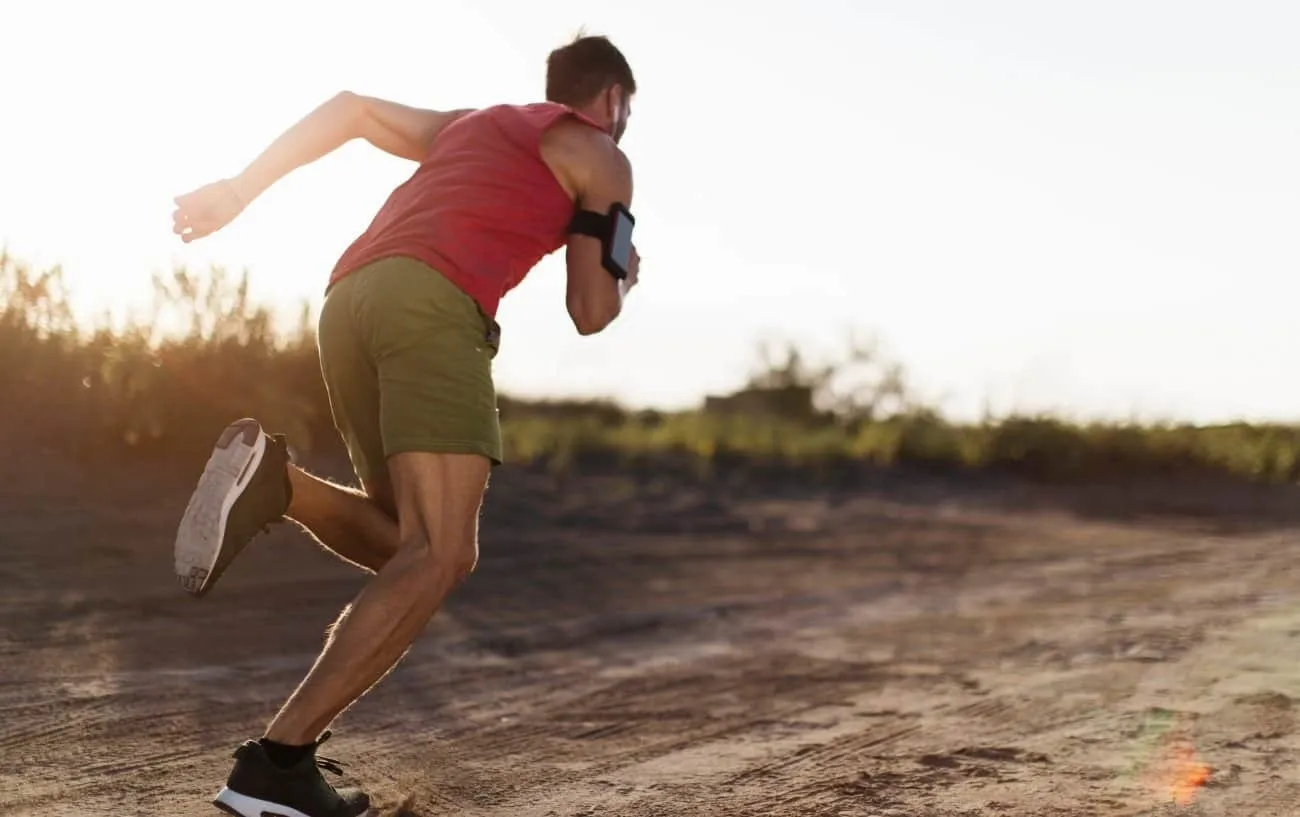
[5,253,1300,484]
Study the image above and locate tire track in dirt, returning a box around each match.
[0,697,121,751]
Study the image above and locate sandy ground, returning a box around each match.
[6,450,1300,817]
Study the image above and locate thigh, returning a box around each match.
[388,451,491,561]
[317,274,387,485]
[355,257,503,467]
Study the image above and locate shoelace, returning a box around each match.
[244,730,348,776]
[315,755,345,776]
[313,730,345,776]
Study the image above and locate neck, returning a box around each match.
[569,104,611,135]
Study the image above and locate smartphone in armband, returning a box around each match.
[568,203,636,281]
[606,204,635,281]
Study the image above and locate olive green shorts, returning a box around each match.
[317,256,502,484]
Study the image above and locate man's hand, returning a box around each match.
[172,179,247,243]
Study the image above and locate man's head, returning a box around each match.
[546,34,636,143]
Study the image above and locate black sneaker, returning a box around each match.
[174,418,292,597]
[212,731,371,817]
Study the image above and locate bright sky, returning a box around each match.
[3,0,1298,423]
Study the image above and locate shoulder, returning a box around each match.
[534,104,631,202]
[593,136,632,186]
[437,107,480,131]
[562,121,629,174]
[555,125,630,200]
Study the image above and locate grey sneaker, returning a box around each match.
[174,418,292,596]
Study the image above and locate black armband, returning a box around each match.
[568,202,635,280]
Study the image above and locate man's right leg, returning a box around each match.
[211,452,487,817]
[194,256,502,816]
[285,255,502,582]
[262,452,487,744]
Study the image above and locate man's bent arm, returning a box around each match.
[564,140,634,335]
[229,92,468,204]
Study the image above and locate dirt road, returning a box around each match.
[5,454,1300,816]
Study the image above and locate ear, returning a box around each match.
[606,84,624,117]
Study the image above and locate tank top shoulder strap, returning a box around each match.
[515,101,608,135]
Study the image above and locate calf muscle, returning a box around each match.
[285,466,400,573]
[264,452,490,744]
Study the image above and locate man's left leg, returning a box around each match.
[172,421,402,595]
[285,464,400,573]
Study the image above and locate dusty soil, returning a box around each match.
[6,449,1300,816]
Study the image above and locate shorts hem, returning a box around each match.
[384,439,503,467]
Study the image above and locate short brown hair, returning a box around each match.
[545,34,636,107]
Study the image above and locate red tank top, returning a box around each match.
[329,102,604,317]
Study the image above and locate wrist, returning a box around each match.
[226,174,259,208]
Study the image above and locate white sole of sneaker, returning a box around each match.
[174,418,266,597]
[212,786,374,817]
[213,786,311,817]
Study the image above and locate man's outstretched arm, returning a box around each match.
[174,93,470,243]
[231,92,471,203]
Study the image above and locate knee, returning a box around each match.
[451,540,478,585]
[404,536,477,585]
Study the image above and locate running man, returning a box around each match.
[170,34,640,817]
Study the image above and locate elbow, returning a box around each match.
[567,297,619,336]
[569,310,610,337]
[332,90,368,124]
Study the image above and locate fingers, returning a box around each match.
[172,208,193,241]
[172,206,205,243]
[171,181,235,243]
[172,188,203,242]
[172,210,219,243]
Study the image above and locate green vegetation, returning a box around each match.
[5,251,1300,484]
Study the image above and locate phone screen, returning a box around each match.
[610,210,634,274]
